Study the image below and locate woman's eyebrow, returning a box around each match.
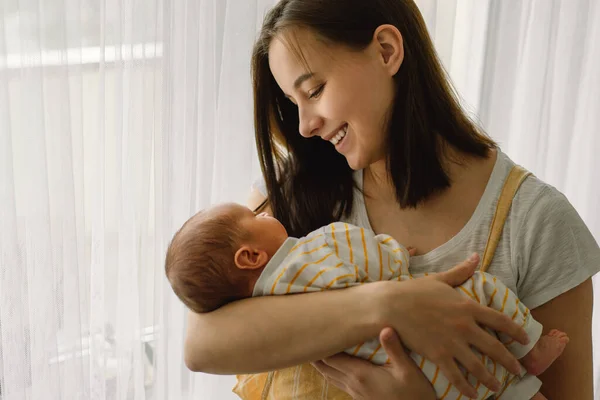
[294,72,315,89]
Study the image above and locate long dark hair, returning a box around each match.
[252,0,496,237]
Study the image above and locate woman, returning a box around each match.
[185,0,599,398]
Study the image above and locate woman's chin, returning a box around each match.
[344,154,365,171]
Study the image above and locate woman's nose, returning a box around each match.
[298,106,324,138]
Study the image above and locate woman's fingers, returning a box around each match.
[316,330,439,400]
[381,328,477,399]
[454,344,501,393]
[436,359,479,399]
[379,327,409,366]
[468,323,522,375]
[435,254,479,286]
[311,360,349,391]
[313,354,374,398]
[379,269,527,397]
[475,305,529,346]
[320,352,374,379]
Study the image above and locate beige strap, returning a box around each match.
[480,165,532,272]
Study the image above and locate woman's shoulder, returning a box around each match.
[512,175,570,221]
[510,168,592,239]
[507,169,600,308]
[494,151,584,230]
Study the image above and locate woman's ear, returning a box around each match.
[234,245,269,270]
[373,24,404,76]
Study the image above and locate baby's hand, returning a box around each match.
[407,247,417,257]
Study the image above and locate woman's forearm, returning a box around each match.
[184,283,387,374]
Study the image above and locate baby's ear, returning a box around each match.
[234,245,269,270]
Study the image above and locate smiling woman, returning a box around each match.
[182,0,600,399]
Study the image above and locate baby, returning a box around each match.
[166,203,569,400]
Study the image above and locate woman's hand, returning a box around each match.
[312,328,436,400]
[367,254,529,397]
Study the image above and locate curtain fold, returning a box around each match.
[0,1,597,399]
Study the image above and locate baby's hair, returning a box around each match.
[165,208,250,313]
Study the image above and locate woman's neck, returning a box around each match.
[362,147,497,252]
[364,146,497,209]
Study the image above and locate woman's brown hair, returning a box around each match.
[252,0,496,237]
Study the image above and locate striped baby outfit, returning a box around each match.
[239,222,542,399]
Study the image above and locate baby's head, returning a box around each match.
[165,203,288,313]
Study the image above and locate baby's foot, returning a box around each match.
[521,329,569,376]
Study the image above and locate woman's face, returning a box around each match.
[268,28,398,170]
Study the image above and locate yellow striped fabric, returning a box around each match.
[233,365,352,400]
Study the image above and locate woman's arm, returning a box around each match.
[531,279,594,399]
[184,283,383,373]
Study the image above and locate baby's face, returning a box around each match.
[212,203,289,258]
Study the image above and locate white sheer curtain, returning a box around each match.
[0,1,598,400]
[1,0,166,398]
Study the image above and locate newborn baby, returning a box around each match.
[166,203,568,400]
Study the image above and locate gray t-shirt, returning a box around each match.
[254,150,600,309]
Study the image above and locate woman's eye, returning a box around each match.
[308,84,325,99]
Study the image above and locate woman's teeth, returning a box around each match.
[330,125,348,146]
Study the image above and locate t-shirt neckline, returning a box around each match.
[355,150,510,266]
